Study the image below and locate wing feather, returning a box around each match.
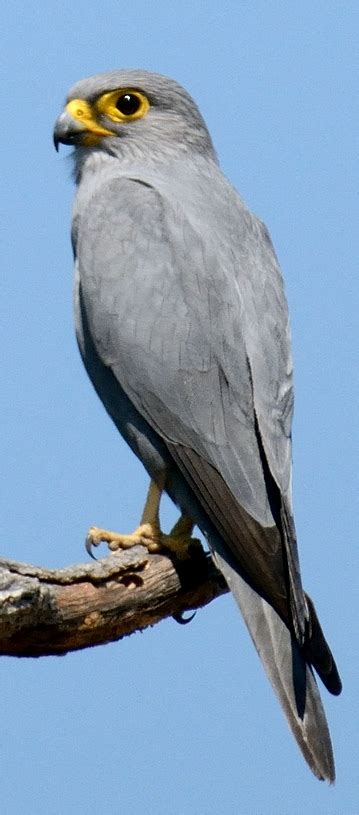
[75,171,341,781]
[77,172,300,614]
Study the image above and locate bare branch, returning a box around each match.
[0,547,228,658]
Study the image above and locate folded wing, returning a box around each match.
[76,173,341,779]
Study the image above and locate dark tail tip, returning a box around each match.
[305,593,342,695]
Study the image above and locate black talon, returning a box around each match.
[173,610,197,625]
[85,535,99,560]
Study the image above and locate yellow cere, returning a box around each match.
[65,99,114,139]
[65,91,150,146]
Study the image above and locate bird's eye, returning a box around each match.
[115,93,141,116]
[95,88,150,123]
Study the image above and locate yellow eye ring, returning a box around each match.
[95,89,150,123]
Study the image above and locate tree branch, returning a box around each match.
[0,547,228,657]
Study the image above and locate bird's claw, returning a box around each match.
[85,520,204,562]
[85,523,162,559]
[85,531,102,560]
[173,610,197,625]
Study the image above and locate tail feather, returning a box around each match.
[213,551,336,782]
[305,593,342,696]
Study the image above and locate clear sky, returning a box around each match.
[1,2,358,813]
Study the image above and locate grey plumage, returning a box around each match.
[54,69,341,781]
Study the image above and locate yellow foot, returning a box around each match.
[160,515,203,561]
[86,515,203,561]
[86,522,162,558]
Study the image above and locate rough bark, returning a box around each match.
[0,547,228,658]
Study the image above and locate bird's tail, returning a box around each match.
[213,551,336,782]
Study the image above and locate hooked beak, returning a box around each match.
[53,99,114,151]
[53,110,88,151]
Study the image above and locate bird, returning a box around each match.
[53,69,341,781]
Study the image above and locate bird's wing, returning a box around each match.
[76,174,340,780]
[76,174,303,625]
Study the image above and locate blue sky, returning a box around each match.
[1,2,358,813]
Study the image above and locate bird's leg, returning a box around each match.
[86,479,163,556]
[86,479,203,560]
[160,514,203,560]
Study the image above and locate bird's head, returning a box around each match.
[53,69,216,172]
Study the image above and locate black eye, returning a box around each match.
[115,93,141,116]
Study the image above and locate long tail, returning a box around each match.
[213,551,336,782]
